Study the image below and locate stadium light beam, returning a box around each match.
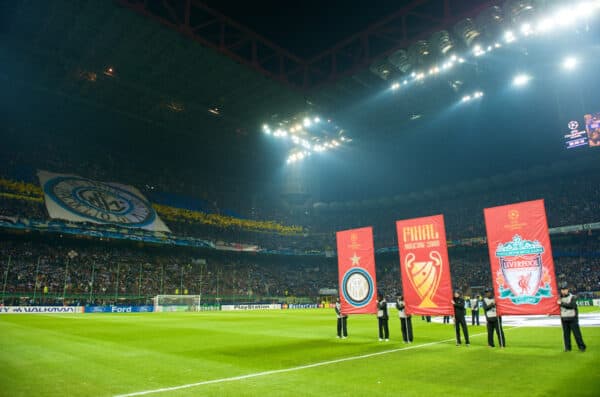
[513,74,531,86]
[562,56,578,70]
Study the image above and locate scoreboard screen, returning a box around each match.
[584,112,600,147]
[564,110,599,149]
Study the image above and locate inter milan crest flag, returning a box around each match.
[484,199,559,315]
[336,227,378,315]
[38,170,170,232]
[396,215,453,316]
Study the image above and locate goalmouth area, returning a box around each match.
[1,307,598,397]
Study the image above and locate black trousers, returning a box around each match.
[400,317,413,342]
[337,317,347,337]
[443,316,450,324]
[561,317,586,351]
[471,310,480,325]
[486,317,505,347]
[454,316,469,344]
[378,317,389,339]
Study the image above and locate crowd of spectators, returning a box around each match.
[0,237,338,306]
[1,233,598,306]
[307,173,600,249]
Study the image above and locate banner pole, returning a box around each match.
[114,263,120,303]
[89,262,95,304]
[62,257,70,304]
[2,255,11,304]
[33,257,41,304]
[498,316,504,347]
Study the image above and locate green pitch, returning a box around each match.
[1,309,599,397]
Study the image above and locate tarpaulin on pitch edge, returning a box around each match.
[336,227,378,315]
[484,199,559,315]
[38,170,170,232]
[396,215,454,316]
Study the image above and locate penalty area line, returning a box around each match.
[114,328,518,397]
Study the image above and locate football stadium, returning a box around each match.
[1,1,599,396]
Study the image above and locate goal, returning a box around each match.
[153,295,201,312]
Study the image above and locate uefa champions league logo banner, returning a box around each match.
[484,199,560,316]
[336,227,378,315]
[38,170,170,232]
[396,215,454,316]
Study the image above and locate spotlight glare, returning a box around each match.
[303,118,311,127]
[513,73,531,86]
[536,18,553,32]
[391,82,400,90]
[520,23,532,36]
[562,56,578,70]
[462,95,472,102]
[473,45,485,57]
[504,31,516,43]
[314,117,320,123]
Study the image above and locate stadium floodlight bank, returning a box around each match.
[153,295,219,312]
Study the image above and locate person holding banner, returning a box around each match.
[335,298,348,339]
[452,290,470,346]
[396,294,413,343]
[377,293,389,341]
[558,283,586,352]
[483,289,505,348]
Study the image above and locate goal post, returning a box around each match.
[153,295,201,312]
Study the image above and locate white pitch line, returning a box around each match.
[114,328,514,397]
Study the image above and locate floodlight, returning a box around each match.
[562,56,578,70]
[408,40,432,67]
[476,5,504,38]
[303,118,312,127]
[430,30,454,55]
[513,73,531,86]
[504,31,516,43]
[388,49,412,74]
[391,82,400,90]
[453,18,481,47]
[314,117,320,123]
[504,0,539,26]
[462,95,472,102]
[369,58,394,80]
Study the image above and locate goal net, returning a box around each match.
[153,295,201,312]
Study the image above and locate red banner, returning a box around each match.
[396,215,453,316]
[336,227,378,315]
[484,199,559,315]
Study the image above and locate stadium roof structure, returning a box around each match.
[2,0,599,202]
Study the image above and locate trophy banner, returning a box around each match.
[336,227,378,315]
[396,215,453,316]
[484,199,559,315]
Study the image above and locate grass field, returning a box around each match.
[1,308,599,397]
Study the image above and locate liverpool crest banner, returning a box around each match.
[336,227,378,315]
[396,215,453,316]
[484,199,559,315]
[38,170,170,232]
